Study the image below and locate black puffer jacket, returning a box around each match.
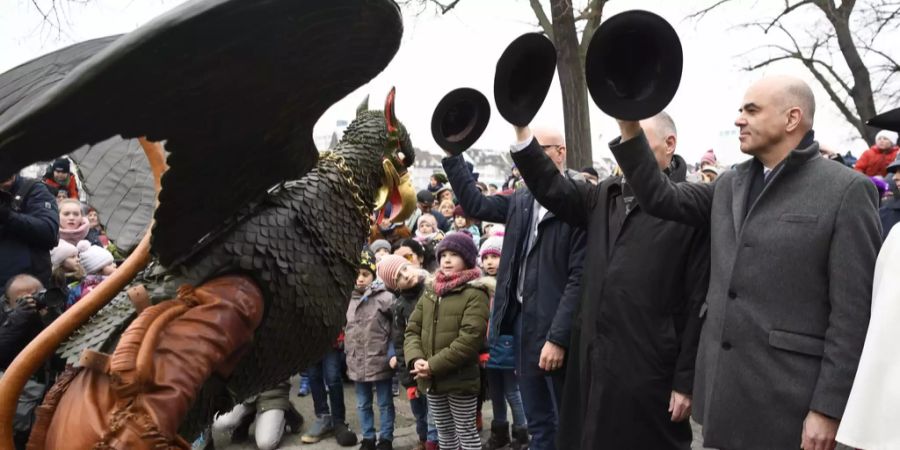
[0,176,59,288]
[0,303,44,372]
[390,275,424,388]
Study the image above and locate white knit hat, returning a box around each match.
[479,234,504,258]
[876,129,898,143]
[78,240,114,274]
[50,239,79,268]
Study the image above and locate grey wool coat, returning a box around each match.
[611,131,882,450]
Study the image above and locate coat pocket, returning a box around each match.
[778,213,819,224]
[768,330,825,357]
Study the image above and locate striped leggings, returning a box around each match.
[426,392,481,450]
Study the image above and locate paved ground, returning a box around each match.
[213,376,713,450]
[214,376,850,450]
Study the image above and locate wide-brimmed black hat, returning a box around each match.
[868,107,900,132]
[585,10,682,121]
[431,88,490,155]
[494,33,557,127]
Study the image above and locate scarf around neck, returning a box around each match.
[60,217,90,245]
[434,267,482,297]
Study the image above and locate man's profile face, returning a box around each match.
[53,169,69,184]
[734,83,786,156]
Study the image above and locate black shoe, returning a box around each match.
[359,438,377,450]
[483,420,510,449]
[511,426,530,450]
[376,439,393,450]
[335,421,359,446]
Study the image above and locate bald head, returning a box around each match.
[736,76,816,165]
[640,111,678,170]
[532,126,567,172]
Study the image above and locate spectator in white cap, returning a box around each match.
[855,129,899,177]
[77,240,116,275]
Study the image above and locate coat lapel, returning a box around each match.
[731,162,752,237]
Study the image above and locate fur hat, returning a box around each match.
[369,239,391,255]
[479,235,503,259]
[359,249,376,276]
[78,240,114,274]
[377,254,410,291]
[435,231,478,269]
[50,239,79,267]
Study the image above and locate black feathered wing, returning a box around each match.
[0,0,403,266]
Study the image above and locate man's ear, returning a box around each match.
[785,107,803,133]
[666,134,677,157]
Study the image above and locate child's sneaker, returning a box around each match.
[301,414,334,443]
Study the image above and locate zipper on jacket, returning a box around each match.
[430,293,439,393]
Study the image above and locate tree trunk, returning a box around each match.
[549,0,593,171]
[826,11,878,143]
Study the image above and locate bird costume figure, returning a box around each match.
[0,1,416,449]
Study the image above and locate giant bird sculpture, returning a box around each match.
[0,0,416,448]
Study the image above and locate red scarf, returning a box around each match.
[434,267,482,297]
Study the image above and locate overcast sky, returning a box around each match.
[0,0,886,165]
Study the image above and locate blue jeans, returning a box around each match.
[354,379,395,441]
[307,349,346,421]
[487,368,527,427]
[409,395,439,442]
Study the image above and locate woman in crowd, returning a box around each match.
[58,199,101,247]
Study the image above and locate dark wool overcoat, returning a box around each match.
[512,139,709,450]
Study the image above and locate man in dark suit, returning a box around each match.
[510,112,709,450]
[442,127,586,450]
[606,75,881,450]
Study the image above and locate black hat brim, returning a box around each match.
[585,10,682,121]
[494,33,557,127]
[868,107,900,132]
[431,88,491,155]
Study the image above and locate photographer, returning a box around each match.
[0,274,64,450]
[0,174,60,289]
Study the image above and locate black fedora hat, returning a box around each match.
[868,107,900,132]
[494,33,557,127]
[431,88,491,156]
[585,10,682,121]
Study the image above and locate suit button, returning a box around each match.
[722,342,732,350]
[728,290,737,299]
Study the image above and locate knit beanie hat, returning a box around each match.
[876,129,898,144]
[359,249,376,276]
[50,239,79,267]
[52,158,70,173]
[435,232,479,269]
[78,240,114,274]
[700,149,717,166]
[452,204,467,218]
[369,239,391,255]
[479,235,504,259]
[377,254,410,291]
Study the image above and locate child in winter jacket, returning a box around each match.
[479,235,529,449]
[450,205,481,246]
[346,251,397,450]
[404,233,490,450]
[379,254,439,449]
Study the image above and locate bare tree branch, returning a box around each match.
[686,0,735,21]
[762,0,816,32]
[528,0,554,40]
